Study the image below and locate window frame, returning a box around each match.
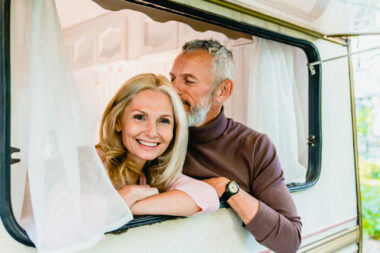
[0,0,321,246]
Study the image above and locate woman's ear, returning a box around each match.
[214,79,234,103]
[115,120,122,132]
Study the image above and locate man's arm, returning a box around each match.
[203,134,302,253]
[204,176,301,253]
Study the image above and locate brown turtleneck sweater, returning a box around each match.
[183,110,302,253]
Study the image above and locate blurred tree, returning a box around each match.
[357,98,374,158]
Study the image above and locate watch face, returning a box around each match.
[228,181,239,194]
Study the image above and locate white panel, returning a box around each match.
[96,14,128,64]
[293,39,358,247]
[225,0,380,35]
[140,20,178,56]
[73,34,95,68]
[80,209,266,253]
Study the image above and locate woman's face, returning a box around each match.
[117,89,174,165]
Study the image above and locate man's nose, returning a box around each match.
[145,120,158,138]
[172,79,184,95]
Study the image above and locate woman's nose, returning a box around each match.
[145,121,158,138]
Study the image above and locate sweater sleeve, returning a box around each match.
[244,135,302,253]
[168,174,220,217]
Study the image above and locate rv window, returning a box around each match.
[2,0,321,246]
[56,7,318,187]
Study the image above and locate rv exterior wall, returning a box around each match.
[2,1,359,252]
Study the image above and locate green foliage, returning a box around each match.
[360,160,380,179]
[361,183,380,239]
[356,101,373,137]
[360,159,380,239]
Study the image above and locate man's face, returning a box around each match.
[170,51,214,127]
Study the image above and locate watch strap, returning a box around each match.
[220,190,231,202]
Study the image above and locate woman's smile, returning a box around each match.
[136,139,159,147]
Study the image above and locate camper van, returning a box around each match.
[2,0,376,252]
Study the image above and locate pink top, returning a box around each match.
[139,174,219,217]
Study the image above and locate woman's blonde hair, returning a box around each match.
[97,73,188,192]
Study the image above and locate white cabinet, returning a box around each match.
[63,10,179,69]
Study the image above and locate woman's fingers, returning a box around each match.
[137,186,159,200]
[117,185,159,206]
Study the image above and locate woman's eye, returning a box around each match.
[159,118,170,124]
[134,114,145,120]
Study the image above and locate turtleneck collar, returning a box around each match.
[188,108,228,144]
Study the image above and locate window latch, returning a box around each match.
[10,146,21,165]
[307,135,316,147]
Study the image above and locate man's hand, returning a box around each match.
[204,177,259,225]
[117,185,159,207]
[203,177,230,197]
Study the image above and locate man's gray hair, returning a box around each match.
[182,39,234,88]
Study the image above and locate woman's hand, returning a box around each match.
[117,185,159,207]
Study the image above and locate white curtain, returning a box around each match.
[12,1,133,252]
[246,38,308,183]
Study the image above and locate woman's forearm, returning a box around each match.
[130,190,201,216]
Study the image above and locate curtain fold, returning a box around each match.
[247,38,308,183]
[12,1,133,252]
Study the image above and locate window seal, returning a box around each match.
[0,0,35,247]
[0,0,321,246]
[108,201,230,234]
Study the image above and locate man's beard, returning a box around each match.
[186,94,212,127]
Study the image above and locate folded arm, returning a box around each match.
[130,189,201,216]
[125,174,220,217]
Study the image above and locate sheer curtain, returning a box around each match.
[12,1,133,252]
[246,38,308,183]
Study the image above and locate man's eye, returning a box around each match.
[134,114,145,120]
[159,118,170,124]
[185,79,194,84]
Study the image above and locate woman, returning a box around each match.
[96,73,219,216]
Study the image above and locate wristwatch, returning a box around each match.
[220,181,240,202]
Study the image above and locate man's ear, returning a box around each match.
[214,79,234,103]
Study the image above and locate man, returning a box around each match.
[170,40,302,253]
